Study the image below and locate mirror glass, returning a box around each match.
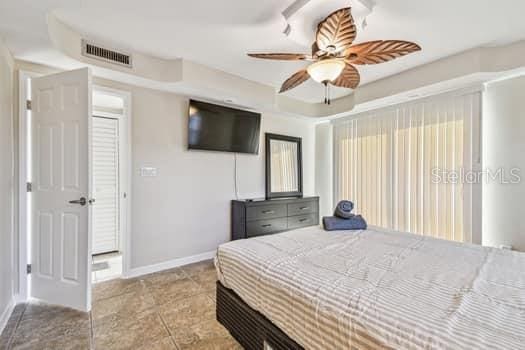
[270,139,299,193]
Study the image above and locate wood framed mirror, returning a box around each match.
[265,133,303,199]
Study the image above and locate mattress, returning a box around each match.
[215,225,525,350]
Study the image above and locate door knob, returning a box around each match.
[69,197,87,206]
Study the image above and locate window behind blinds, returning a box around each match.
[333,91,481,243]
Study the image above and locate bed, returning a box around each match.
[215,225,525,350]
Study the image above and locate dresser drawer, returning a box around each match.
[246,204,287,221]
[246,218,288,237]
[232,197,319,240]
[287,214,318,230]
[287,201,318,216]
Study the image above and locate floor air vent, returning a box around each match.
[81,40,132,68]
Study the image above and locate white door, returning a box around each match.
[31,68,92,312]
[92,117,120,254]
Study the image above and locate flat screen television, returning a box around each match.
[188,100,261,154]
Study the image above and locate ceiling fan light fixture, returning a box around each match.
[307,59,345,84]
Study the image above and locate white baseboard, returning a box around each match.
[0,297,16,336]
[14,294,26,304]
[124,250,216,279]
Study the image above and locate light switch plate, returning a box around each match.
[140,167,157,177]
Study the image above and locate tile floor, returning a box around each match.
[0,260,241,350]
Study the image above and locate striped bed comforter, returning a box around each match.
[215,226,525,350]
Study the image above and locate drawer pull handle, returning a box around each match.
[299,207,309,210]
[262,210,275,214]
[261,224,272,228]
[299,218,308,222]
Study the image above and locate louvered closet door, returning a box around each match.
[92,117,120,254]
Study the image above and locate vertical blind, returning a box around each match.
[334,91,481,243]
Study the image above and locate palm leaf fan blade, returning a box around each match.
[346,40,421,65]
[331,63,360,89]
[279,69,310,93]
[247,53,311,61]
[316,8,357,53]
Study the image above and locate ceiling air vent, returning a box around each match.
[81,40,132,68]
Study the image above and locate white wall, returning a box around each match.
[12,61,317,280]
[483,75,525,252]
[0,39,15,327]
[315,122,333,217]
[94,79,316,269]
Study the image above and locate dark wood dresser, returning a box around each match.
[231,196,319,240]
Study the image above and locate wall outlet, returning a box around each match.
[140,167,157,177]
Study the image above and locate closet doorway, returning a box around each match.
[91,87,130,283]
[18,72,132,309]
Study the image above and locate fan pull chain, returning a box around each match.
[323,82,332,105]
[323,82,331,105]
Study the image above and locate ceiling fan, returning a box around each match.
[248,7,421,104]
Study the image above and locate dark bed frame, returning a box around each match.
[216,281,303,350]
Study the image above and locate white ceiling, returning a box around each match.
[1,0,525,103]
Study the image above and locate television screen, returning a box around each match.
[188,100,261,154]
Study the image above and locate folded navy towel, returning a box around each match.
[323,215,367,231]
[334,200,354,219]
